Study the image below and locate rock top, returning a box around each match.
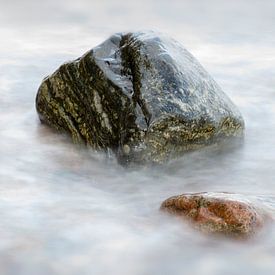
[36,31,244,164]
[161,192,268,238]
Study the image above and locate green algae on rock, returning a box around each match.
[160,192,267,238]
[36,31,244,164]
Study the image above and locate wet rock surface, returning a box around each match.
[161,192,268,238]
[36,31,244,164]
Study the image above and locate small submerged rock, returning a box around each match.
[36,31,244,164]
[161,192,268,238]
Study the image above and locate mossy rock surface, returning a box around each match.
[36,31,244,164]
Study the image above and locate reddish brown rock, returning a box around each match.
[160,192,268,238]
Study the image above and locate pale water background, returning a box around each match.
[1,0,275,274]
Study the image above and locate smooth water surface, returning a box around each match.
[1,0,275,274]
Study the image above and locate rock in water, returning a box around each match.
[161,192,267,238]
[36,31,244,164]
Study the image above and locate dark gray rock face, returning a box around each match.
[36,31,244,164]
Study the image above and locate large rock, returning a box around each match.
[36,31,244,164]
[161,192,268,238]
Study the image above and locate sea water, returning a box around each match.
[1,0,275,274]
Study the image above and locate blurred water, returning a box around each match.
[1,0,275,274]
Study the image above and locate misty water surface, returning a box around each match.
[1,0,275,274]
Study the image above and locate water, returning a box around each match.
[1,0,275,274]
